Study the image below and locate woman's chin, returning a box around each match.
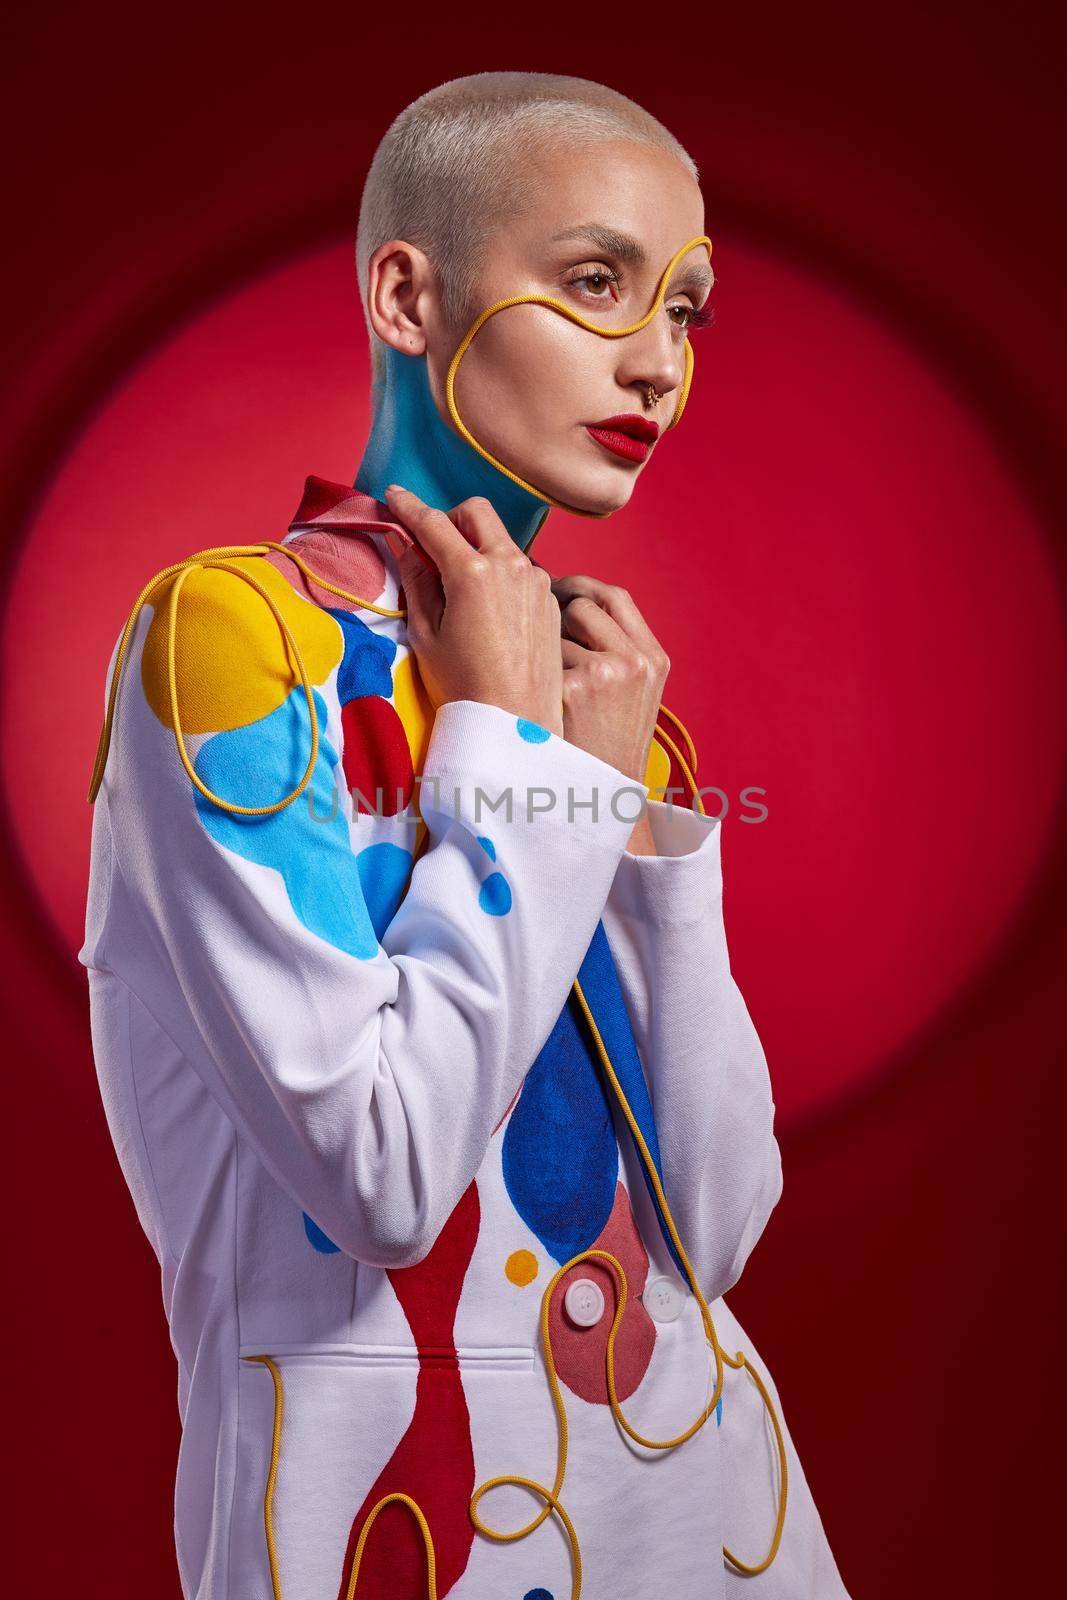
[527,459,641,517]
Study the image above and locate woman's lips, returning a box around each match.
[584,413,660,465]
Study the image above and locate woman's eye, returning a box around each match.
[667,302,715,332]
[565,266,620,302]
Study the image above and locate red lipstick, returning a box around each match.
[584,413,660,464]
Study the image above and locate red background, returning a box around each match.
[2,5,1066,1595]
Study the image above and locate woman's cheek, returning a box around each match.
[459,343,558,454]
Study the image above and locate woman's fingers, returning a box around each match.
[558,592,633,656]
[448,496,515,553]
[381,485,565,731]
[551,572,660,657]
[393,538,444,637]
[383,485,493,585]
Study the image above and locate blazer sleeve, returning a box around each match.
[599,799,784,1302]
[88,563,641,1269]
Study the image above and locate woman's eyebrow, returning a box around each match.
[672,261,715,300]
[549,221,713,298]
[550,222,646,265]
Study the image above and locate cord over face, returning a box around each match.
[444,233,714,516]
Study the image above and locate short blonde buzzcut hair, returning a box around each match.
[355,71,699,383]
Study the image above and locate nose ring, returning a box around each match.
[644,384,663,410]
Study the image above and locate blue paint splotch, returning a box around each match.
[516,717,551,744]
[303,1212,341,1254]
[356,840,414,939]
[503,992,619,1265]
[502,918,687,1277]
[573,921,689,1278]
[194,687,379,960]
[479,871,513,916]
[327,607,396,705]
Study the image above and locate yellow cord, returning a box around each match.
[97,534,788,1594]
[650,720,703,811]
[656,700,699,776]
[87,540,404,810]
[342,1494,440,1600]
[445,234,713,517]
[566,979,788,1575]
[90,543,703,827]
[244,1356,285,1600]
[243,988,788,1600]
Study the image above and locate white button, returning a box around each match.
[644,1275,686,1323]
[563,1277,606,1328]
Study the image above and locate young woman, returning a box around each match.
[82,72,852,1600]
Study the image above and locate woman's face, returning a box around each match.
[423,137,713,516]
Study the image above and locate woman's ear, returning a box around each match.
[365,238,437,357]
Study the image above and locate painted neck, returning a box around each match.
[354,344,552,554]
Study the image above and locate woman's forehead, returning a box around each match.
[506,138,706,273]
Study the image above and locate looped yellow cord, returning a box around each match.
[97,542,788,1593]
[566,980,789,1575]
[245,1077,787,1600]
[165,559,322,816]
[343,1493,440,1600]
[87,541,405,811]
[240,1363,443,1600]
[651,720,702,811]
[445,234,714,516]
[657,700,699,776]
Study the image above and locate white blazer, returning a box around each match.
[80,477,851,1599]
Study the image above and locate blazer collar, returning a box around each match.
[287,475,402,538]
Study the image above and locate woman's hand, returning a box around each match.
[384,486,564,735]
[547,571,670,783]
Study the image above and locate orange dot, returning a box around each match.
[505,1249,539,1287]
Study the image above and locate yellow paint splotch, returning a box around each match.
[141,555,342,735]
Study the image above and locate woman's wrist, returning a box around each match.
[625,808,659,856]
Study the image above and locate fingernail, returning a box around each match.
[384,528,412,559]
[385,483,403,494]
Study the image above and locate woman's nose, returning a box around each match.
[615,313,686,405]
